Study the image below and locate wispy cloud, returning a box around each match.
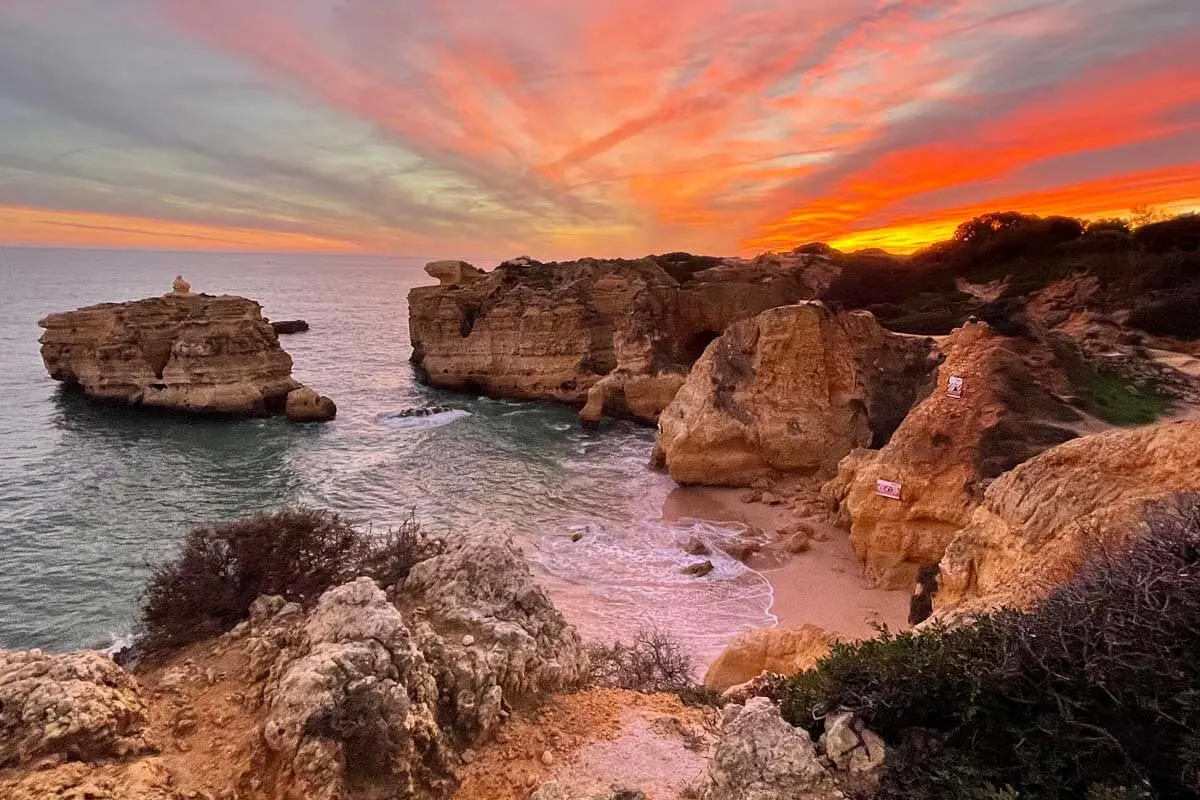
[0,0,1196,256]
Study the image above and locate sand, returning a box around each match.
[662,483,909,645]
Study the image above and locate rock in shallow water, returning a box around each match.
[285,387,337,423]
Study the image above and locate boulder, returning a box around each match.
[0,650,151,768]
[821,712,886,776]
[937,420,1200,613]
[703,625,838,691]
[408,253,840,425]
[285,387,337,423]
[697,697,840,800]
[825,322,1080,588]
[38,293,314,416]
[657,302,937,486]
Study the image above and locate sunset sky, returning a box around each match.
[1,0,1198,259]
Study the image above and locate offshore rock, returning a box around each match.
[825,321,1081,588]
[657,302,937,486]
[937,420,1200,613]
[0,649,151,768]
[285,387,337,423]
[408,252,839,425]
[270,319,309,335]
[38,291,332,419]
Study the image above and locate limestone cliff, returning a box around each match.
[823,321,1091,588]
[39,290,334,420]
[407,251,838,425]
[936,420,1200,614]
[655,302,938,486]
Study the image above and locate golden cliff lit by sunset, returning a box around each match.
[1,0,1197,257]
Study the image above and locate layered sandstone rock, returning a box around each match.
[39,290,332,420]
[656,303,938,486]
[826,322,1082,588]
[408,251,840,424]
[703,625,838,692]
[936,420,1200,613]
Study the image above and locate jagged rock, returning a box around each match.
[258,578,452,800]
[681,560,715,577]
[38,293,319,417]
[408,254,838,425]
[0,758,182,800]
[403,535,589,741]
[0,650,151,768]
[285,387,337,423]
[682,537,712,556]
[825,322,1080,588]
[270,319,309,335]
[703,626,838,691]
[425,260,486,286]
[821,712,886,776]
[657,302,937,486]
[937,420,1200,613]
[697,697,841,800]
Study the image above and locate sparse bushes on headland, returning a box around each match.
[140,507,441,651]
[767,494,1200,799]
[587,626,720,705]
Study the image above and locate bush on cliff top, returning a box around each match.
[140,507,441,650]
[771,494,1200,799]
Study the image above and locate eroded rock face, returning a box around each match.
[404,534,589,741]
[38,292,324,418]
[408,253,838,424]
[697,697,841,800]
[0,650,151,768]
[825,322,1081,588]
[657,303,938,487]
[703,625,838,692]
[937,420,1200,613]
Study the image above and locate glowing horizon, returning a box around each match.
[1,1,1197,260]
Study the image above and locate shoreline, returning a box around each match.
[661,483,909,644]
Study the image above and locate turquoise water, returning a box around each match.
[0,248,773,659]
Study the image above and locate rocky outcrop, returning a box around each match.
[0,650,151,769]
[937,420,1200,613]
[39,287,333,421]
[825,321,1082,588]
[270,319,309,335]
[408,251,840,425]
[697,697,841,800]
[656,303,938,486]
[703,625,838,692]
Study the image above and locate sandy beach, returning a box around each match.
[661,483,909,644]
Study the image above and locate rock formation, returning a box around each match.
[825,321,1082,588]
[39,290,335,421]
[285,387,337,423]
[936,420,1200,613]
[656,302,938,486]
[270,319,309,335]
[408,251,840,425]
[0,536,587,799]
[703,625,838,692]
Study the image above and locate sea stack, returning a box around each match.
[38,278,336,421]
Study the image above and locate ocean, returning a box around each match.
[0,248,774,661]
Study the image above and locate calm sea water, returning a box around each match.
[0,248,773,660]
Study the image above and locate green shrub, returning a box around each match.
[771,494,1200,799]
[140,507,441,650]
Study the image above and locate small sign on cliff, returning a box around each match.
[876,479,902,500]
[947,376,964,399]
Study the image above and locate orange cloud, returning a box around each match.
[0,206,362,252]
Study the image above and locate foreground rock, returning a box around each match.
[656,302,938,486]
[408,252,840,425]
[937,420,1200,613]
[703,625,838,692]
[0,536,587,799]
[39,283,334,421]
[825,321,1082,588]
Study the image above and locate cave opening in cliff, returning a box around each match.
[682,330,721,365]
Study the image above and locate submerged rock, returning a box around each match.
[38,289,334,421]
[657,302,937,487]
[408,253,838,425]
